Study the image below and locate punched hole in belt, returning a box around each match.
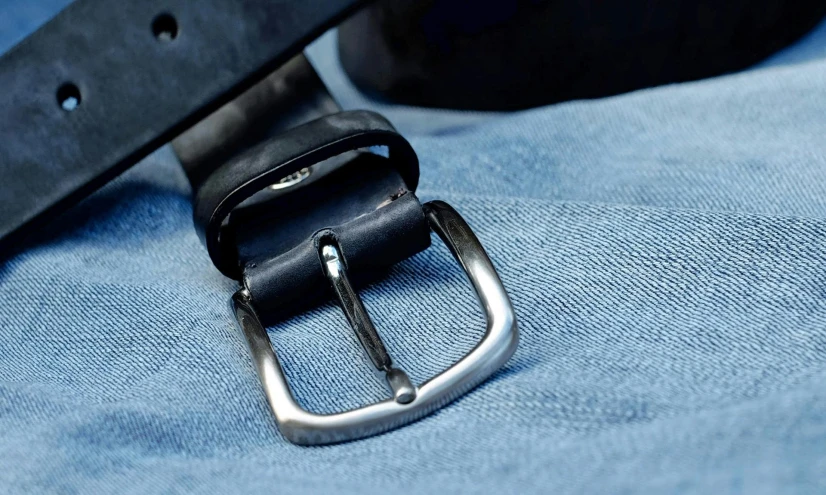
[57,83,81,112]
[152,13,178,41]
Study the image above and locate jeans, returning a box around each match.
[2,2,826,493]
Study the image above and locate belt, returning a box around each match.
[0,0,518,445]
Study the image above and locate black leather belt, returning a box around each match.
[0,0,367,254]
[0,0,518,444]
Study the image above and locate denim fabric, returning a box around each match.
[3,2,826,493]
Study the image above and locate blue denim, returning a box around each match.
[3,2,826,493]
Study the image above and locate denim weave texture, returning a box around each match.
[2,2,826,493]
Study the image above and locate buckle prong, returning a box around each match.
[320,243,416,404]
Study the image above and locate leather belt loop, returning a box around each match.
[192,109,422,281]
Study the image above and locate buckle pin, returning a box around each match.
[320,243,416,404]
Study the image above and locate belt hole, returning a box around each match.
[56,83,81,112]
[152,13,178,42]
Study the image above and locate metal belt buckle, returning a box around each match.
[230,201,518,445]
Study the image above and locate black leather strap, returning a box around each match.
[0,0,367,256]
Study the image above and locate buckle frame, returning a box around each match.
[230,201,518,445]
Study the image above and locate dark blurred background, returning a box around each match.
[339,0,826,109]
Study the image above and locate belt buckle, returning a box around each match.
[230,201,518,445]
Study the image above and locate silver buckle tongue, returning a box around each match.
[320,242,418,405]
[230,201,518,445]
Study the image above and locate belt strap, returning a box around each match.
[0,0,365,255]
